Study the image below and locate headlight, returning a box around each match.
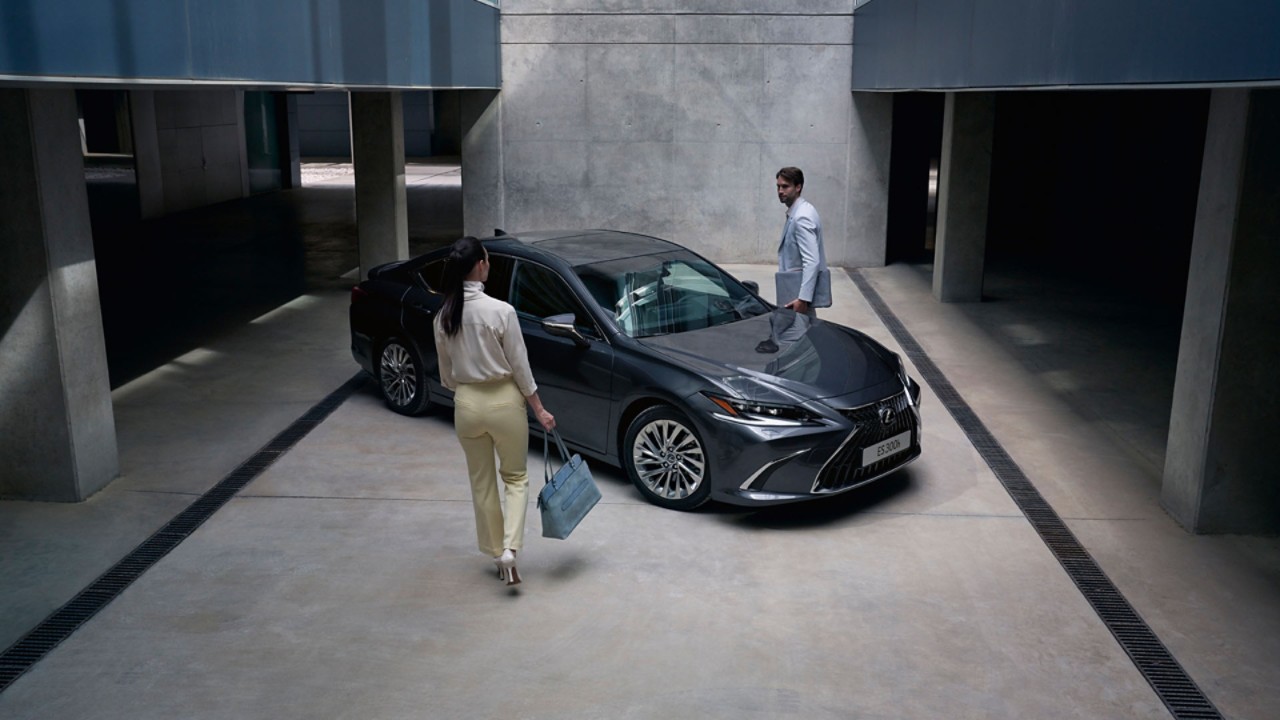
[701,392,821,426]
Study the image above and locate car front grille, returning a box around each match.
[812,391,917,493]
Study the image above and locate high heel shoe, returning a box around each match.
[494,549,513,579]
[496,549,520,586]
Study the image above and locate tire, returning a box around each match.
[377,337,432,416]
[623,406,711,510]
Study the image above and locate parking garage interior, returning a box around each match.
[8,132,1278,715]
[77,89,464,388]
[3,2,1279,717]
[888,88,1214,475]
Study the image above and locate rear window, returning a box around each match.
[416,259,446,294]
[414,254,514,302]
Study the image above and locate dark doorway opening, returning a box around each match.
[887,92,945,264]
[986,89,1211,310]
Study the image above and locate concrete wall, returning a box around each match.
[296,92,353,158]
[145,90,249,215]
[489,1,868,265]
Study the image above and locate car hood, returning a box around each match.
[637,310,899,402]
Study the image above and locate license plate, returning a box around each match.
[862,430,911,466]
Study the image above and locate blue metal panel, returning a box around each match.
[0,0,500,89]
[853,0,1280,90]
[188,1,313,82]
[968,0,1068,87]
[0,0,190,80]
[913,0,972,88]
[1065,0,1149,85]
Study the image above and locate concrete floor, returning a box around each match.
[1,164,1277,719]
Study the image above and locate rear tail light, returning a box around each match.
[351,285,371,304]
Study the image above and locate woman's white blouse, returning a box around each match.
[433,281,538,396]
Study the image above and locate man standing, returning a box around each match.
[775,166,830,316]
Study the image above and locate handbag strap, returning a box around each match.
[542,428,573,484]
[543,429,551,484]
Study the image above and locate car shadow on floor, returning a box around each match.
[714,470,915,530]
[371,388,914,526]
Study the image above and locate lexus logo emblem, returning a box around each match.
[878,406,896,427]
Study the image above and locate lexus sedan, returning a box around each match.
[350,229,921,510]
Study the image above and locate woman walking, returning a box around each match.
[434,236,555,586]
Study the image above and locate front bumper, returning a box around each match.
[707,388,921,507]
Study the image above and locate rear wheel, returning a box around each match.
[377,338,432,416]
[623,406,711,510]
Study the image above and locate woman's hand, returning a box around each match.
[525,391,555,431]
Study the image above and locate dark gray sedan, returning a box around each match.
[350,229,921,510]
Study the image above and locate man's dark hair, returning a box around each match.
[776,166,804,188]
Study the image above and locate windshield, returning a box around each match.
[574,250,769,338]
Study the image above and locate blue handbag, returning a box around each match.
[538,428,601,539]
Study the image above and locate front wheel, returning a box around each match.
[377,337,432,416]
[623,406,711,510]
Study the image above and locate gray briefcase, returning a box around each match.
[775,268,832,308]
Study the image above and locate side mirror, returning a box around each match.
[542,313,589,347]
[743,280,760,295]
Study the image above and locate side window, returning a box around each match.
[486,254,514,302]
[511,262,600,339]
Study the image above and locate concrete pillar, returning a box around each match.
[350,91,408,276]
[460,90,504,238]
[128,90,165,219]
[932,92,995,303]
[845,92,894,267]
[113,92,134,154]
[0,89,118,501]
[1163,88,1280,534]
[279,93,301,190]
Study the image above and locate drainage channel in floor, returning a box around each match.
[0,373,368,694]
[848,269,1222,720]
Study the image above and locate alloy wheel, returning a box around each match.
[631,418,706,500]
[380,342,418,408]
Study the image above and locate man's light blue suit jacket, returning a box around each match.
[777,196,831,307]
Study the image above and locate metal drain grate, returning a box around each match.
[848,270,1222,720]
[0,373,367,694]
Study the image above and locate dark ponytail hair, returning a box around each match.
[438,236,486,337]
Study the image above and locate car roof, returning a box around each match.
[489,229,683,267]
